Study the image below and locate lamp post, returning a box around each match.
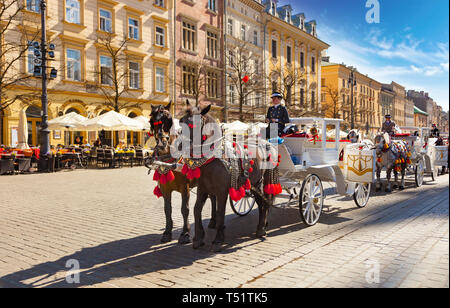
[348,70,357,129]
[36,0,57,171]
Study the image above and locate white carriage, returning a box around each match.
[391,127,444,187]
[230,118,376,226]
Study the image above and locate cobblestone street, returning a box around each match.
[0,167,448,288]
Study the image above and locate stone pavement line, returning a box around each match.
[239,185,449,288]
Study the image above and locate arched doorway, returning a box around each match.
[26,105,41,146]
[64,106,85,145]
[98,110,112,146]
[127,112,140,146]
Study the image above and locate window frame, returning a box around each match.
[64,0,83,25]
[128,17,140,41]
[181,19,197,52]
[66,48,82,82]
[128,61,141,90]
[99,54,113,86]
[98,7,114,33]
[155,26,165,47]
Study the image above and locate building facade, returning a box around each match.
[321,61,381,134]
[414,106,428,128]
[224,0,265,121]
[1,0,174,147]
[380,86,395,121]
[263,0,329,118]
[174,0,224,119]
[404,98,415,127]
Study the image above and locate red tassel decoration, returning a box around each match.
[244,179,251,190]
[186,169,194,180]
[166,170,175,183]
[153,170,161,182]
[239,186,246,199]
[229,188,239,202]
[153,186,163,198]
[160,173,167,185]
[182,164,189,175]
[249,160,254,165]
[193,167,201,179]
[248,167,254,173]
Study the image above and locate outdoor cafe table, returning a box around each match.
[60,152,85,169]
[114,151,135,168]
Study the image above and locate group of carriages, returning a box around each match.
[145,104,449,250]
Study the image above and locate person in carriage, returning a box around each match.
[381,114,397,136]
[265,92,290,138]
[431,124,440,138]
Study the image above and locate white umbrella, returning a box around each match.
[16,108,29,149]
[81,110,144,131]
[48,112,87,130]
[222,121,249,132]
[134,115,151,130]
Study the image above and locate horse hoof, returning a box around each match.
[178,233,191,245]
[385,188,392,193]
[211,242,225,252]
[393,185,398,190]
[208,220,216,229]
[160,233,172,243]
[399,186,405,191]
[256,229,267,238]
[192,241,205,249]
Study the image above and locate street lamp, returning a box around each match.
[348,70,357,129]
[34,0,58,171]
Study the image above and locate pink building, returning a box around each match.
[174,0,224,119]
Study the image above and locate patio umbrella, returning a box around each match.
[81,110,145,131]
[134,115,151,130]
[16,108,29,149]
[48,112,87,130]
[222,121,249,132]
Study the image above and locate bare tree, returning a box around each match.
[0,0,42,143]
[91,32,141,113]
[268,64,306,108]
[321,85,341,119]
[225,42,265,121]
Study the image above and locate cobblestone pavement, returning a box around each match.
[0,167,448,288]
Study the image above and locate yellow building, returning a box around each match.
[321,60,382,134]
[263,1,329,117]
[1,0,174,147]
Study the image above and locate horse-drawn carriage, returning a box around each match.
[391,127,446,186]
[230,118,376,226]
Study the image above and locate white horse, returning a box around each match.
[374,132,409,192]
[347,129,374,148]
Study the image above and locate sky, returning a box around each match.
[277,0,450,111]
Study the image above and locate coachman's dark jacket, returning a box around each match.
[266,104,290,136]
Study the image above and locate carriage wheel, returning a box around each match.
[431,166,439,181]
[299,174,324,226]
[414,158,425,187]
[229,191,256,217]
[353,183,371,208]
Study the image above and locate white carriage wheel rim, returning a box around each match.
[417,159,424,185]
[301,175,323,225]
[233,193,256,215]
[356,183,370,207]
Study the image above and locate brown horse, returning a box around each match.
[148,106,216,244]
[178,103,278,251]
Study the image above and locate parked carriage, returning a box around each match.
[230,118,376,226]
[391,127,445,187]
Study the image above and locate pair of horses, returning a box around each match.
[148,103,277,251]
